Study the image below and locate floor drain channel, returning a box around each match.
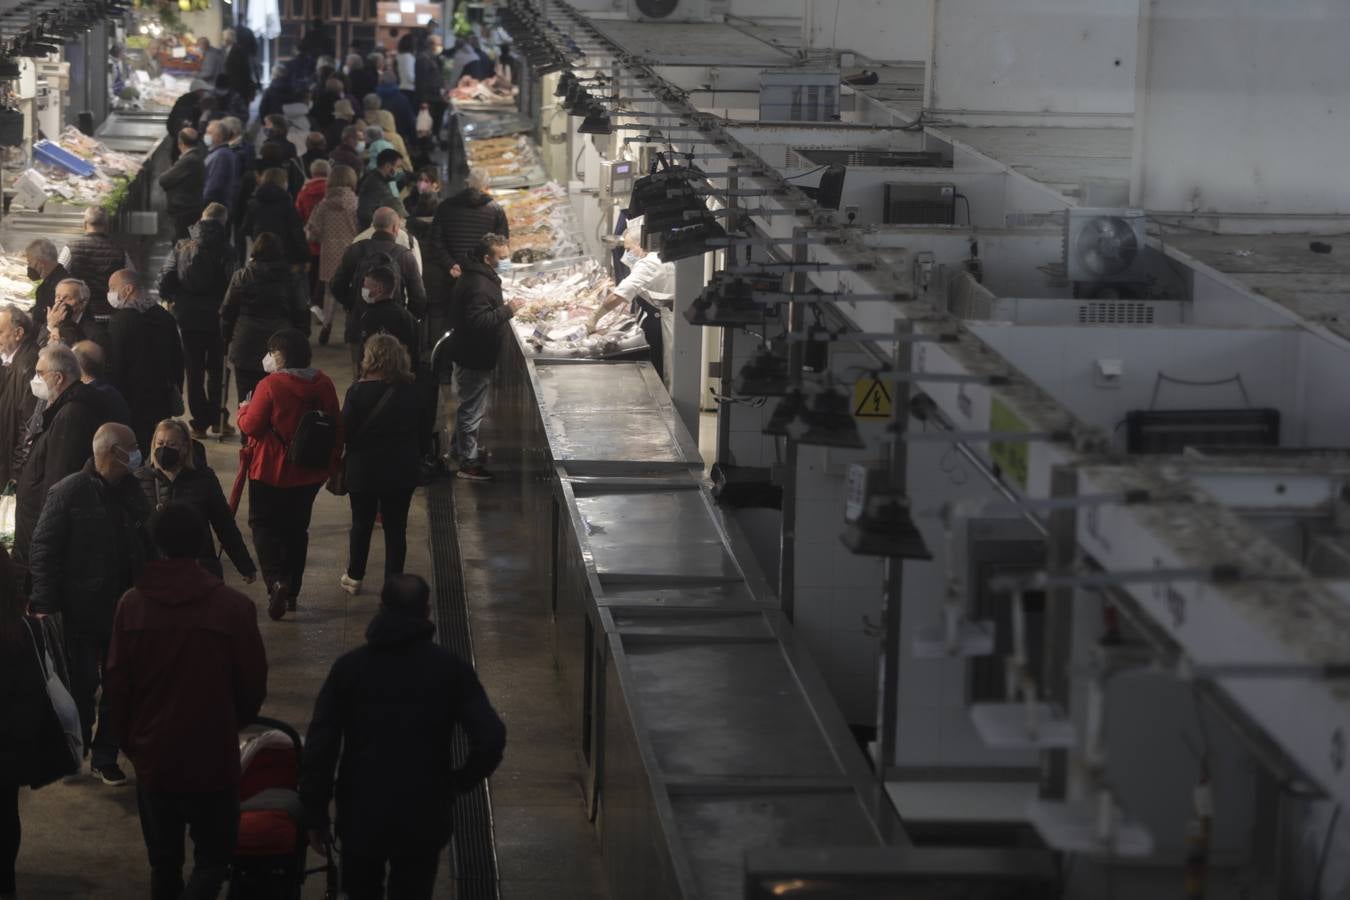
[428,481,500,900]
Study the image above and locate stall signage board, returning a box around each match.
[853,378,892,420]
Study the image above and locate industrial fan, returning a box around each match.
[1063,208,1148,285]
[625,0,722,22]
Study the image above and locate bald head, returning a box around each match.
[371,206,400,235]
[92,422,138,482]
[72,340,105,382]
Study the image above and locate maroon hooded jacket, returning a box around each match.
[105,559,268,791]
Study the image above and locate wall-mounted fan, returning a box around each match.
[1063,207,1148,285]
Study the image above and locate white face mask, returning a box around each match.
[121,447,144,471]
[495,258,514,275]
[361,287,377,304]
[262,352,279,373]
[29,373,49,402]
[107,289,125,310]
[203,133,215,148]
[620,250,639,268]
[356,141,367,153]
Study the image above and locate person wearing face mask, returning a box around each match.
[305,164,359,347]
[357,149,409,232]
[221,233,311,423]
[446,234,522,482]
[23,238,68,324]
[41,278,111,351]
[73,340,133,428]
[329,124,365,174]
[356,268,420,372]
[237,329,342,620]
[59,207,133,317]
[13,345,116,563]
[105,269,186,455]
[331,206,426,377]
[585,220,676,379]
[134,419,256,581]
[0,306,38,488]
[202,120,240,215]
[362,93,409,166]
[28,422,152,787]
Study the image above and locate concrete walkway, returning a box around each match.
[12,315,607,899]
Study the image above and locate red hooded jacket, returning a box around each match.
[105,559,268,791]
[295,176,327,255]
[238,368,344,488]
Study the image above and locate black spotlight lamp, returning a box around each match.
[578,106,613,135]
[841,496,931,558]
[659,219,727,261]
[684,275,766,327]
[798,382,864,449]
[554,71,577,97]
[733,345,791,396]
[763,390,808,438]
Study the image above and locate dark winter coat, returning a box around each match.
[44,310,110,355]
[159,218,236,333]
[342,379,423,495]
[323,117,355,162]
[377,82,416,141]
[0,615,55,788]
[349,67,378,103]
[107,304,185,441]
[105,559,267,792]
[423,188,507,287]
[31,262,69,324]
[330,232,426,344]
[134,465,255,579]
[447,260,512,372]
[0,339,39,487]
[159,145,207,221]
[299,608,505,854]
[356,170,409,232]
[328,143,363,173]
[357,299,421,373]
[14,382,116,561]
[241,183,310,264]
[220,260,307,370]
[224,44,256,100]
[29,460,152,637]
[65,233,126,315]
[202,144,239,211]
[415,50,444,105]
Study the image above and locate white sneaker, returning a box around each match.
[310,305,325,323]
[339,574,362,595]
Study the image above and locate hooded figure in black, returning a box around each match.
[300,574,505,900]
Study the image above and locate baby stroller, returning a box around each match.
[227,716,337,899]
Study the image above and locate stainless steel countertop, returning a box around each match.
[526,357,703,473]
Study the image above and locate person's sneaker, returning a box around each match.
[456,463,494,482]
[92,763,128,786]
[340,574,362,595]
[309,304,324,323]
[268,583,290,621]
[318,324,332,346]
[190,424,210,440]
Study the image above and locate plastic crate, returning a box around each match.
[33,139,95,176]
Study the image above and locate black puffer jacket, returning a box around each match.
[14,382,116,562]
[299,608,506,855]
[0,614,60,788]
[330,233,426,345]
[447,260,512,372]
[220,260,307,370]
[65,233,126,315]
[241,183,309,265]
[425,189,510,276]
[29,460,152,637]
[135,464,255,579]
[160,219,236,333]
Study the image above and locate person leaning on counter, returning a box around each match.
[584,220,675,379]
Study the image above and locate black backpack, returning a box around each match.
[279,398,337,469]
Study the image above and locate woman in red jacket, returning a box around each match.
[238,328,343,621]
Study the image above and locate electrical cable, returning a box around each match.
[783,164,829,181]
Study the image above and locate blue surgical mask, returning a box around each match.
[620,250,639,268]
[203,133,214,148]
[122,447,143,470]
[495,259,514,275]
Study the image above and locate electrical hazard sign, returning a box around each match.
[853,378,893,420]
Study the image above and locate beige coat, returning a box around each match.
[305,186,359,282]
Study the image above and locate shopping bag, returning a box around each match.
[0,483,15,549]
[24,619,82,788]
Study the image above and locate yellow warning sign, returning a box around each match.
[853,378,893,420]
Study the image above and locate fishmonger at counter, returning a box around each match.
[585,222,675,378]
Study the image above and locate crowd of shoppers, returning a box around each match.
[0,23,529,897]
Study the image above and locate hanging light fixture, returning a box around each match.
[798,382,865,449]
[684,275,767,327]
[733,345,791,396]
[763,390,809,439]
